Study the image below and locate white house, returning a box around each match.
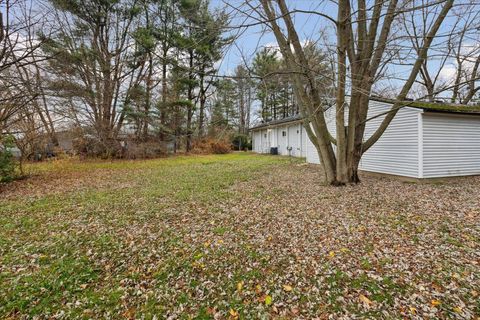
[250,97,480,179]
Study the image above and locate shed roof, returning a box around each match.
[370,96,480,115]
[249,97,480,131]
[249,114,302,131]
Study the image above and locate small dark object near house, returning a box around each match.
[270,147,278,155]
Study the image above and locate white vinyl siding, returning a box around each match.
[306,108,336,164]
[251,122,305,156]
[252,131,261,153]
[301,126,307,157]
[360,102,421,178]
[306,128,320,164]
[306,100,421,178]
[251,99,480,179]
[277,126,288,155]
[253,129,269,153]
[288,124,301,157]
[422,113,480,178]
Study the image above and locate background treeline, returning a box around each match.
[4,0,479,183]
[0,0,328,170]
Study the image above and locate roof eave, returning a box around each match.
[249,118,303,131]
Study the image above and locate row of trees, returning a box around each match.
[212,43,331,132]
[50,0,232,154]
[3,0,480,185]
[0,0,336,161]
[1,0,259,159]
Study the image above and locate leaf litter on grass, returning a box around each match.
[0,153,479,319]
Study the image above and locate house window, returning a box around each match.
[282,131,287,137]
[297,130,299,134]
[264,134,267,138]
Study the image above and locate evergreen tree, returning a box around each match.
[209,78,236,135]
[252,48,282,122]
[176,0,230,151]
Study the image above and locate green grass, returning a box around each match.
[0,153,298,318]
[1,153,478,319]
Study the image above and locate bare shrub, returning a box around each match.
[123,140,167,159]
[72,135,123,159]
[192,138,231,154]
[209,140,231,154]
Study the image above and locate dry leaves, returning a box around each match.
[359,294,373,305]
[283,284,293,292]
[1,154,479,319]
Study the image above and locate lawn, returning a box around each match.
[0,153,479,319]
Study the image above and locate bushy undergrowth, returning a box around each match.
[192,138,231,154]
[72,135,123,159]
[123,140,167,159]
[0,136,17,182]
[231,133,251,151]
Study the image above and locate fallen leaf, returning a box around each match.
[206,307,216,315]
[359,294,373,305]
[283,284,293,292]
[83,309,93,315]
[431,299,441,306]
[237,281,244,292]
[122,307,136,319]
[229,308,238,317]
[265,295,272,306]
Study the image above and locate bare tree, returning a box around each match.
[255,0,454,185]
[0,0,46,134]
[43,0,143,156]
[404,1,480,103]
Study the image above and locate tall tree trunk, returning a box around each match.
[160,46,168,141]
[334,0,349,185]
[198,72,206,136]
[144,52,153,140]
[186,50,195,152]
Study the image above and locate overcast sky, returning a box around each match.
[212,0,338,75]
[211,0,478,100]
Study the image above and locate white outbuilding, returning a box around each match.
[250,97,480,179]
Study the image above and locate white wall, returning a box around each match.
[288,124,302,157]
[277,125,288,155]
[305,128,320,164]
[422,113,480,178]
[305,107,337,165]
[252,122,305,156]
[360,101,421,177]
[306,100,422,178]
[301,126,307,157]
[252,129,270,153]
[253,101,480,179]
[252,131,261,153]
